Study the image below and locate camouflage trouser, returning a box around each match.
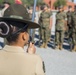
[48,29,51,40]
[39,27,42,40]
[67,26,73,38]
[38,27,42,45]
[41,27,51,43]
[72,32,76,45]
[55,30,64,45]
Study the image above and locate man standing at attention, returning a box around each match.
[71,5,76,52]
[55,5,67,50]
[39,4,52,48]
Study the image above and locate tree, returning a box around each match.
[0,0,44,7]
[36,0,45,6]
[22,0,45,7]
[22,0,33,6]
[0,0,14,4]
[54,0,67,9]
[0,0,45,7]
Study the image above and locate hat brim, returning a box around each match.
[0,17,40,29]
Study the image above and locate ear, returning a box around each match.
[22,32,26,41]
[22,35,25,41]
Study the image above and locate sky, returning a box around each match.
[74,0,76,3]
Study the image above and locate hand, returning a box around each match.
[4,4,9,8]
[49,25,52,30]
[27,42,36,54]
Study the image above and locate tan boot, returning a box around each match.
[55,45,60,49]
[47,38,50,42]
[72,45,76,52]
[40,43,45,48]
[59,44,63,50]
[44,42,48,48]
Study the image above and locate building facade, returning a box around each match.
[44,0,75,10]
[68,0,74,2]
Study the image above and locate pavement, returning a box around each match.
[0,10,76,75]
[0,29,76,75]
[36,47,76,75]
[34,29,76,75]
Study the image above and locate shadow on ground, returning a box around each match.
[34,34,72,52]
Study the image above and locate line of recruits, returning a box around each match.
[38,4,76,52]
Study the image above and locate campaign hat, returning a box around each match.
[0,4,40,37]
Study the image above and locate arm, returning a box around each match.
[64,12,67,31]
[49,11,53,29]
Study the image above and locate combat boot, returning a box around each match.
[47,38,50,42]
[44,42,48,48]
[40,43,45,48]
[72,45,76,52]
[59,44,63,50]
[55,45,60,49]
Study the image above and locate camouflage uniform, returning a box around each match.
[71,11,76,51]
[39,10,52,48]
[67,11,72,39]
[55,11,67,50]
[66,10,73,51]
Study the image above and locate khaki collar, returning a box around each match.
[3,45,25,53]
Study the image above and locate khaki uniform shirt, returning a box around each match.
[0,45,45,75]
